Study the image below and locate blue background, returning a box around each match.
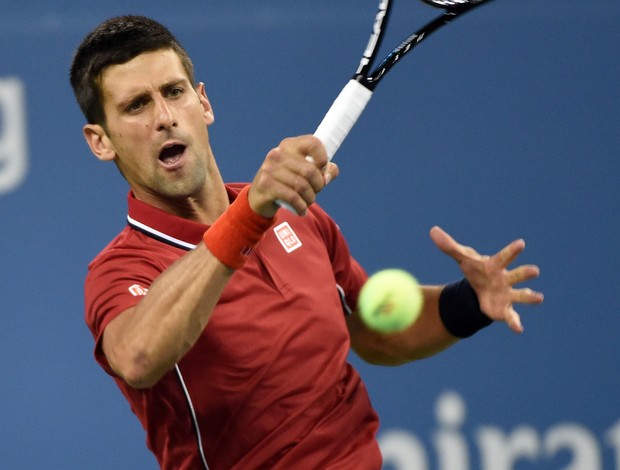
[1,1,618,468]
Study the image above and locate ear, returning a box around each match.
[196,82,215,126]
[83,124,117,162]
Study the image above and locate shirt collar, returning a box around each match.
[126,184,244,249]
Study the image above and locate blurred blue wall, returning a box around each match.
[1,1,619,468]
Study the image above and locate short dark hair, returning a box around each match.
[70,15,195,125]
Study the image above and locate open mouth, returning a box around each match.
[159,144,186,166]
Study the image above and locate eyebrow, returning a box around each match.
[114,77,190,112]
[160,78,188,93]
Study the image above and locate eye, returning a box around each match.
[167,86,184,98]
[126,98,148,114]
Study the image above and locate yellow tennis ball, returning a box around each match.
[358,269,423,333]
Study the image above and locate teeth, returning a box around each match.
[162,154,181,165]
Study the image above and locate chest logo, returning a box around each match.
[128,284,149,297]
[273,222,302,253]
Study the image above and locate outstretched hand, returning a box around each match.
[430,226,544,334]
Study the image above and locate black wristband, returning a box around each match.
[439,279,493,338]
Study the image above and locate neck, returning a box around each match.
[132,168,229,225]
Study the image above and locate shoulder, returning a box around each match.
[88,226,181,272]
[85,226,184,308]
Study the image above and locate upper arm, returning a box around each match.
[100,305,139,380]
[85,244,166,382]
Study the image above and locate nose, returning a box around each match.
[154,96,176,131]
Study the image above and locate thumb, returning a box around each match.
[430,226,458,257]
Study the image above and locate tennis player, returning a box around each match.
[71,15,543,470]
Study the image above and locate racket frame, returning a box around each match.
[277,0,495,212]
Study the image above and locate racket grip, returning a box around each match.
[276,79,372,213]
[276,200,298,213]
[314,79,373,161]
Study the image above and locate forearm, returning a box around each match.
[103,244,233,388]
[348,286,458,366]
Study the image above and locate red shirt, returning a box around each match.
[85,184,381,469]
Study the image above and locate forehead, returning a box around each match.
[100,49,189,101]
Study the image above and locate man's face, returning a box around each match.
[97,49,214,204]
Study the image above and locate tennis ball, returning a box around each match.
[358,269,423,334]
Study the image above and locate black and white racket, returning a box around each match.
[278,0,495,212]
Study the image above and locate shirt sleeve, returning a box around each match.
[84,246,166,375]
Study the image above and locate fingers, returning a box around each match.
[429,226,483,270]
[507,285,544,333]
[491,238,526,270]
[506,264,540,285]
[272,150,325,215]
[431,226,532,274]
[506,264,544,304]
[252,135,336,216]
[512,286,544,305]
[323,162,339,187]
[505,308,524,334]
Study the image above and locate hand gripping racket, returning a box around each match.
[277,0,495,212]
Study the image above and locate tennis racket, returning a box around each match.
[278,0,495,212]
